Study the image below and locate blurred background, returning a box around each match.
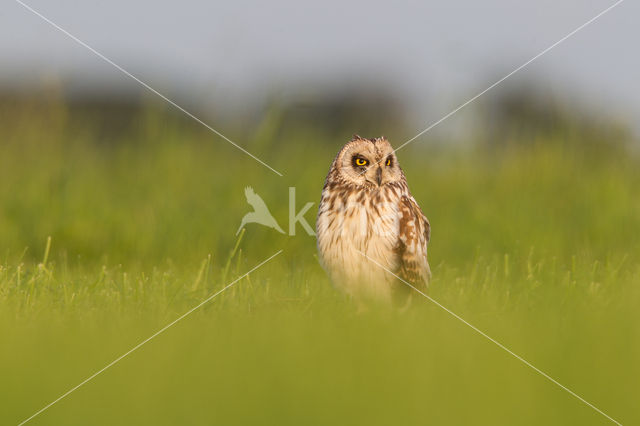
[1,0,639,264]
[2,1,640,425]
[2,0,640,137]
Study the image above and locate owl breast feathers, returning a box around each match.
[316,135,431,302]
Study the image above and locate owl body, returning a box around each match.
[316,136,431,302]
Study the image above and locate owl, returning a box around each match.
[316,135,431,303]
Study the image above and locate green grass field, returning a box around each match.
[1,104,639,425]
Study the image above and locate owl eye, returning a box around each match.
[354,157,369,167]
[385,157,392,167]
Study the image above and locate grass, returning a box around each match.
[1,103,639,425]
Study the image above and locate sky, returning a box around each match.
[1,0,638,136]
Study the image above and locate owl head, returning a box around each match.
[331,135,404,188]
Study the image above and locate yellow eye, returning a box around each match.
[385,158,392,166]
[355,158,368,166]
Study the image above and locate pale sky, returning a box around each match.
[1,0,638,135]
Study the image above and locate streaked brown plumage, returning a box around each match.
[316,135,431,303]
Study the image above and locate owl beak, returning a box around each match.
[375,167,382,186]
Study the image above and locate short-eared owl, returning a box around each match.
[316,135,431,302]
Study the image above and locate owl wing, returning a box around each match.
[395,195,431,290]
